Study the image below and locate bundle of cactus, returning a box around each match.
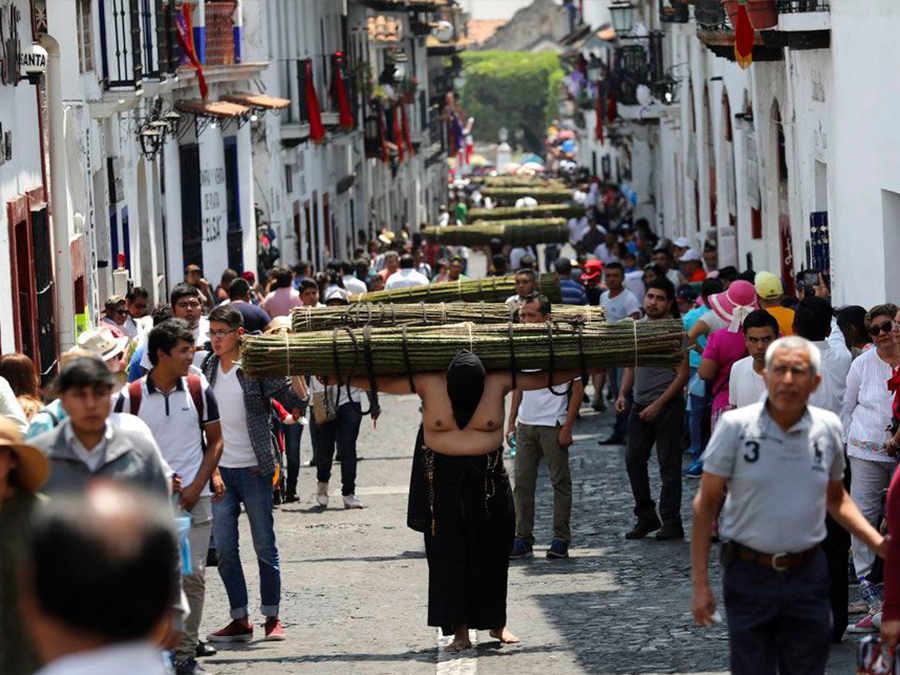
[421,220,568,246]
[467,203,586,222]
[479,187,574,204]
[350,273,563,304]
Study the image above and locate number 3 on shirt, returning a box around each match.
[743,440,760,463]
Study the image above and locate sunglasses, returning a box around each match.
[869,321,895,336]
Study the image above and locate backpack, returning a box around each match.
[128,375,205,436]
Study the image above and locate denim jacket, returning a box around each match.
[202,354,305,476]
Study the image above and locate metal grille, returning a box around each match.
[205,1,236,67]
[32,207,57,386]
[776,0,829,12]
[694,0,729,30]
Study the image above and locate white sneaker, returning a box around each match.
[316,481,329,507]
[342,494,364,509]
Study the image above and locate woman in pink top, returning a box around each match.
[697,280,757,429]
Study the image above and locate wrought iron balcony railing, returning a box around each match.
[776,0,830,12]
[694,0,730,31]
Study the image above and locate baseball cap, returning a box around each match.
[673,237,690,248]
[324,287,350,305]
[755,271,784,299]
[676,285,699,303]
[582,260,603,281]
[678,249,702,263]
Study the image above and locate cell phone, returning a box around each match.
[801,270,820,288]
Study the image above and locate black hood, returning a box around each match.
[446,351,485,430]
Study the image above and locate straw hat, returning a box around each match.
[76,325,129,361]
[708,280,759,332]
[0,417,50,492]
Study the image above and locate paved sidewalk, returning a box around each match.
[197,393,860,674]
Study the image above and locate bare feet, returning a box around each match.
[490,626,520,644]
[446,626,472,652]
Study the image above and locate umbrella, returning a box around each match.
[560,139,576,153]
[522,162,545,172]
[469,154,491,168]
[558,130,576,141]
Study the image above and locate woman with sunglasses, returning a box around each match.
[840,303,900,624]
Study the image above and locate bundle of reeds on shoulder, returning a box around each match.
[469,176,566,189]
[468,203,586,221]
[351,273,562,304]
[240,319,686,379]
[421,220,568,247]
[479,187,573,203]
[290,302,606,333]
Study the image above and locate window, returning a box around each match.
[77,0,93,73]
[285,165,293,194]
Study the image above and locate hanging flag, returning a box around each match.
[734,0,754,69]
[332,52,354,131]
[175,4,208,99]
[392,104,405,163]
[401,103,414,159]
[304,60,326,144]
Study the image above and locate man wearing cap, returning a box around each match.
[385,255,430,290]
[673,237,691,262]
[679,249,707,283]
[756,271,795,336]
[692,336,886,675]
[0,416,50,675]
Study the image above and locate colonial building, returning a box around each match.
[562,0,900,307]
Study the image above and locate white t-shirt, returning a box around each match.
[213,363,258,468]
[600,289,640,322]
[517,382,573,427]
[623,271,645,306]
[342,275,368,296]
[728,356,768,409]
[385,269,430,290]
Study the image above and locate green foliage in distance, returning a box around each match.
[459,51,564,152]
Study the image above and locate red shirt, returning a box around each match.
[688,268,707,283]
[883,466,900,620]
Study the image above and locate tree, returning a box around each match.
[459,51,563,153]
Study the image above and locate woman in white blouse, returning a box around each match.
[841,303,900,596]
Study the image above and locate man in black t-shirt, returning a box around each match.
[228,279,271,333]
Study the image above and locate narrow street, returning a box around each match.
[199,391,858,675]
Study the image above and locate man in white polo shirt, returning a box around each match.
[114,318,223,675]
[691,336,886,675]
[506,293,583,560]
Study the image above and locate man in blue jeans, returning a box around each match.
[202,305,307,644]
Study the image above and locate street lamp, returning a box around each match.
[609,1,635,36]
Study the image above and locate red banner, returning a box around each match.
[304,60,326,144]
[332,53,354,131]
[175,5,208,99]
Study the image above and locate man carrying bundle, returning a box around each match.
[321,353,589,652]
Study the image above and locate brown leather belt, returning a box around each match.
[733,542,821,571]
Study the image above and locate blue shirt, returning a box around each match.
[560,278,588,306]
[683,305,708,369]
[128,345,147,382]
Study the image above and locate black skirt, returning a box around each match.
[421,444,515,635]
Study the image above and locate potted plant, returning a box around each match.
[746,0,778,29]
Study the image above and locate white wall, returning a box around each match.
[0,0,44,354]
[830,0,900,307]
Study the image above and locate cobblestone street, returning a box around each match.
[199,392,859,675]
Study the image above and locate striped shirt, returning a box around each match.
[560,278,588,306]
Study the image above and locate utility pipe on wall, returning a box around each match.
[38,33,75,353]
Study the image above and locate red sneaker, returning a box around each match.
[207,620,253,643]
[264,618,285,641]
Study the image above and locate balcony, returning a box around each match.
[204,1,238,67]
[693,0,783,62]
[608,34,664,108]
[772,0,830,38]
[99,0,181,89]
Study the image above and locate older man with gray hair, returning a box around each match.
[691,336,886,675]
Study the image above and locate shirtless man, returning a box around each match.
[327,352,584,651]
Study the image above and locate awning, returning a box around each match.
[176,100,250,118]
[223,93,291,110]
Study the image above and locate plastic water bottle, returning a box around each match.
[859,577,882,611]
[508,433,516,457]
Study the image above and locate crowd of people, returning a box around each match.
[5,183,900,675]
